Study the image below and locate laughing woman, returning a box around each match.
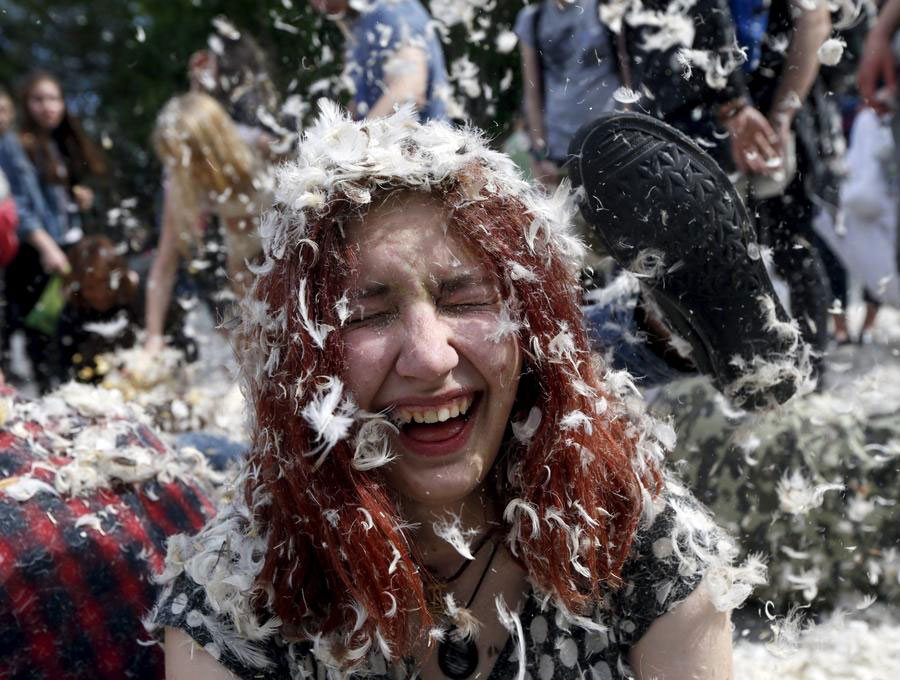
[150,104,762,680]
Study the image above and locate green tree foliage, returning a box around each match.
[0,0,525,246]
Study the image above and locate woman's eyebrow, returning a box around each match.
[438,272,494,295]
[353,282,391,300]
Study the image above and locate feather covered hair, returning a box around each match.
[220,103,664,671]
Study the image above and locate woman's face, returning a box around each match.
[27,79,65,132]
[342,193,522,509]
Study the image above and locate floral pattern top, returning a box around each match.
[151,479,734,680]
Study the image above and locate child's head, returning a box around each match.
[65,236,137,312]
[0,86,14,134]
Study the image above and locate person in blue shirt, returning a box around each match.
[0,73,106,392]
[0,84,68,390]
[0,86,63,274]
[310,0,450,121]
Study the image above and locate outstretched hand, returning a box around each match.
[859,26,897,113]
[725,106,781,175]
[39,240,70,275]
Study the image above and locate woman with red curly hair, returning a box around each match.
[151,103,762,680]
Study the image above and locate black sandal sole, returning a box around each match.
[568,112,808,408]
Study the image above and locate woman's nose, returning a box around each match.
[395,304,458,380]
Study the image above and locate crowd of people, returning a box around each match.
[0,1,899,679]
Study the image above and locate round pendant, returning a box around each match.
[437,628,478,680]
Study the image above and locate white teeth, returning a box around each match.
[393,395,476,426]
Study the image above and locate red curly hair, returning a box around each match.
[240,183,660,662]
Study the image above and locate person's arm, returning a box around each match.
[0,134,66,270]
[28,227,69,274]
[519,41,545,157]
[165,628,237,680]
[518,41,558,186]
[366,46,429,118]
[859,0,900,110]
[768,0,832,130]
[144,185,184,352]
[628,584,733,680]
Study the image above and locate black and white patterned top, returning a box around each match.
[152,489,718,680]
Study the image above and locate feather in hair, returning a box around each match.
[297,278,334,349]
[510,406,541,443]
[351,417,398,471]
[301,377,357,469]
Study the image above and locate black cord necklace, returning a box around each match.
[437,540,500,680]
[431,531,496,586]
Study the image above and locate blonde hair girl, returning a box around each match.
[145,92,275,352]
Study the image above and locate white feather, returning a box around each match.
[301,377,357,469]
[433,514,479,560]
[351,417,398,471]
[0,476,60,501]
[494,595,526,680]
[297,278,335,349]
[511,406,541,443]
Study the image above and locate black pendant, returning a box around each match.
[437,628,478,679]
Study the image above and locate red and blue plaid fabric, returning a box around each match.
[0,388,215,679]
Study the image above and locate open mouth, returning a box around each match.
[390,392,481,453]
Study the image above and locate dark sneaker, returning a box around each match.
[567,112,813,409]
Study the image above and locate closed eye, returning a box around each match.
[345,309,396,328]
[441,300,499,314]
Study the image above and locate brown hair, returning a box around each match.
[207,18,280,127]
[64,235,137,311]
[18,70,107,186]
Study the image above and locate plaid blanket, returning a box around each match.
[0,387,216,679]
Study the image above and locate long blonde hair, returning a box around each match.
[153,92,256,213]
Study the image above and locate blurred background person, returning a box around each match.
[516,0,621,189]
[0,87,21,271]
[859,0,900,111]
[186,17,285,135]
[800,2,885,345]
[0,72,106,393]
[311,0,449,121]
[142,20,287,355]
[60,235,141,382]
[516,0,777,276]
[144,92,274,353]
[859,0,900,280]
[727,0,833,358]
[517,0,773,187]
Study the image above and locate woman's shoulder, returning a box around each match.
[148,494,296,678]
[603,475,765,649]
